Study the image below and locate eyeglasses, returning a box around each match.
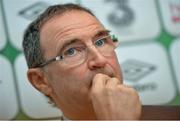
[36,35,119,68]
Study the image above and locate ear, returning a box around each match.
[27,68,52,96]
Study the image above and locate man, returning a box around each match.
[23,3,141,120]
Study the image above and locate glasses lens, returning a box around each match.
[60,35,117,67]
[62,48,87,67]
[95,35,117,56]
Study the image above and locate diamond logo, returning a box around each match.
[18,2,49,20]
[121,59,156,82]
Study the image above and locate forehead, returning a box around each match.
[40,10,104,38]
[40,10,105,58]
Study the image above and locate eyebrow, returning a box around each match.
[57,39,79,55]
[93,29,111,39]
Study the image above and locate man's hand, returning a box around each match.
[90,73,142,120]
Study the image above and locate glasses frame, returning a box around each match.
[35,34,119,68]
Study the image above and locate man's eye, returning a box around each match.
[64,48,77,56]
[95,38,105,47]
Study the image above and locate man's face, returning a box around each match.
[40,10,123,117]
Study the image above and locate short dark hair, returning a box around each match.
[22,3,95,68]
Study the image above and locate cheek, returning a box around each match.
[63,66,94,98]
[49,67,90,96]
[108,53,121,69]
[68,67,92,89]
[108,53,123,79]
[45,64,92,104]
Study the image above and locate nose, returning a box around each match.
[87,47,107,70]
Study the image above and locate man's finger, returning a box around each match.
[106,77,121,88]
[91,73,110,90]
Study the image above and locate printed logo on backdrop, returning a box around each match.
[122,59,157,92]
[18,2,49,20]
[122,59,156,81]
[159,0,180,36]
[106,0,135,28]
[169,1,180,23]
[3,0,77,50]
[115,43,175,104]
[82,0,160,42]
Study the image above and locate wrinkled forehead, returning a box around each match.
[40,10,103,36]
[39,10,105,58]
